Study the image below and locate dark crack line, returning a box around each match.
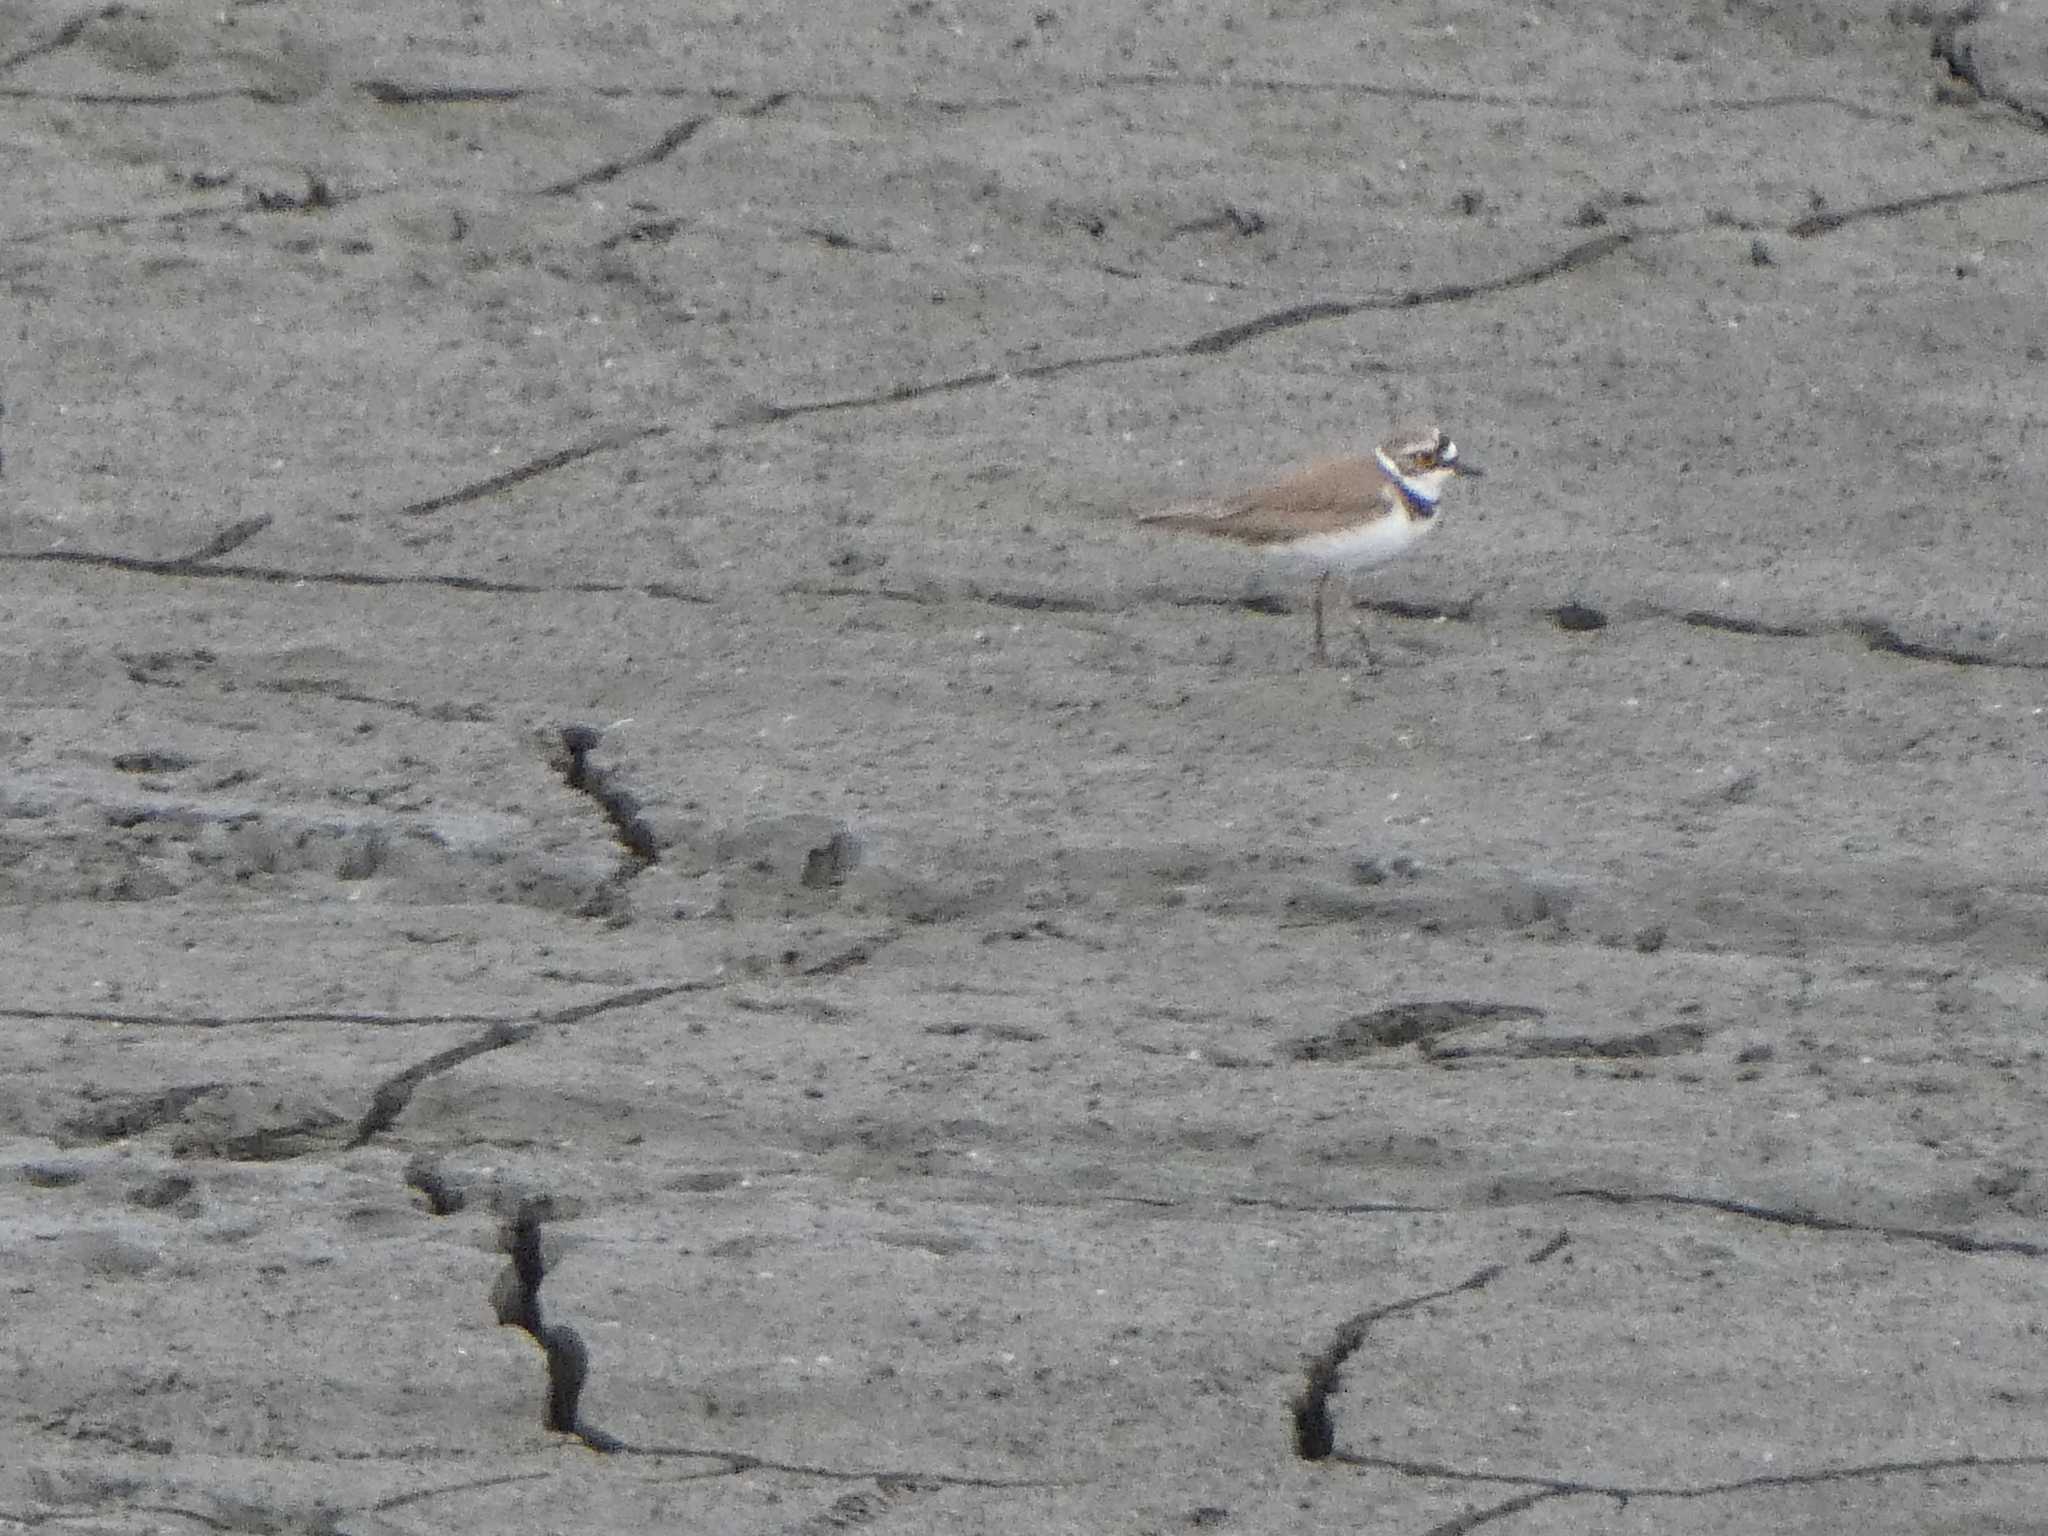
[973,587,1104,615]
[0,1005,509,1029]
[349,1019,538,1149]
[539,93,785,199]
[1652,606,2047,671]
[360,79,533,105]
[1929,15,2048,135]
[78,70,1906,126]
[1,547,708,603]
[484,1202,1058,1480]
[793,930,905,977]
[398,426,673,514]
[1560,1188,2048,1257]
[366,1470,557,1513]
[1789,170,2048,237]
[785,581,946,606]
[119,1507,238,1533]
[0,86,285,105]
[599,1446,1067,1488]
[1420,1488,1571,1536]
[1170,591,1479,623]
[176,513,272,564]
[0,4,120,74]
[1341,1448,2048,1503]
[5,180,400,245]
[727,347,1171,425]
[258,675,494,722]
[790,585,2026,675]
[492,1199,620,1450]
[411,223,1600,492]
[541,114,711,197]
[554,724,662,873]
[1187,231,1631,353]
[1099,71,1916,123]
[1845,616,2048,670]
[1230,1195,1449,1216]
[723,234,1628,425]
[4,987,712,1048]
[1293,1257,1514,1461]
[1673,608,1812,640]
[348,980,718,1148]
[712,152,2041,430]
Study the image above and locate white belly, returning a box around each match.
[1272,511,1435,572]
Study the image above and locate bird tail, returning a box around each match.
[1137,499,1232,531]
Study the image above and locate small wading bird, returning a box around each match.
[1141,424,1480,663]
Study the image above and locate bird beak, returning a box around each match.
[1454,462,1483,478]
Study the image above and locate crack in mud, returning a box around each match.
[6,180,401,246]
[1419,1487,1568,1536]
[0,86,290,106]
[539,93,787,199]
[491,1198,623,1451]
[398,427,674,515]
[1844,617,2048,669]
[790,929,905,977]
[1299,1228,2048,1528]
[175,514,273,565]
[349,1019,538,1149]
[1672,609,1812,640]
[541,115,711,198]
[2,546,708,604]
[1560,1187,2048,1257]
[258,675,494,722]
[1292,1256,1515,1461]
[782,1475,943,1535]
[12,533,2022,678]
[553,724,661,873]
[359,80,532,105]
[1346,1448,2048,1524]
[0,4,121,74]
[484,1201,1067,1489]
[364,1470,558,1514]
[1667,607,2048,669]
[791,585,2019,674]
[1926,10,2048,134]
[722,233,1630,426]
[1101,71,1918,124]
[314,71,1917,125]
[348,980,717,1148]
[404,1153,466,1215]
[1185,231,1631,354]
[2,1005,508,1029]
[1788,169,2048,237]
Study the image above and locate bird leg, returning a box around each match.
[1310,565,1327,663]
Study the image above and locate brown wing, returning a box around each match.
[1140,457,1399,546]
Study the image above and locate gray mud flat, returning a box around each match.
[5,2,2048,1531]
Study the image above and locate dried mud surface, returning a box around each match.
[5,2,2048,1532]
